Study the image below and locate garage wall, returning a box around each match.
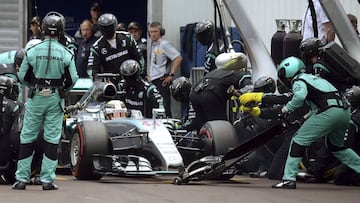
[0,0,26,52]
[161,0,360,52]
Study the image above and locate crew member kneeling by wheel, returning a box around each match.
[240,56,360,189]
[13,11,78,190]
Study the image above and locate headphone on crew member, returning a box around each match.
[149,21,166,36]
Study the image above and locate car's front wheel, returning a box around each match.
[70,121,109,180]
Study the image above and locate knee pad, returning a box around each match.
[289,141,306,157]
[43,141,58,161]
[18,142,36,160]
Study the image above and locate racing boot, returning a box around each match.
[12,181,26,190]
[272,180,296,189]
[42,182,58,190]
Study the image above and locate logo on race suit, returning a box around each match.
[101,48,108,55]
[121,40,126,47]
[138,91,144,99]
[45,80,51,86]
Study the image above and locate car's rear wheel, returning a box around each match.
[70,121,109,180]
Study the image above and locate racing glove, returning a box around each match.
[240,105,261,117]
[239,92,264,106]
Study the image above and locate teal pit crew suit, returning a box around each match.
[15,38,78,184]
[240,56,360,189]
[274,57,360,188]
[281,73,360,181]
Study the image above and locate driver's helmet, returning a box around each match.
[299,37,324,65]
[105,100,128,119]
[278,56,306,88]
[42,11,65,37]
[254,76,276,93]
[194,20,215,45]
[98,13,118,39]
[120,59,140,84]
[344,86,360,107]
[170,76,192,104]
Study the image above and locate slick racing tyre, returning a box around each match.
[199,120,240,156]
[70,121,109,180]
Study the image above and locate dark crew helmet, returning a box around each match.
[120,59,140,82]
[14,49,26,67]
[299,37,325,64]
[278,56,306,88]
[254,76,276,93]
[194,20,215,45]
[170,76,192,104]
[0,75,17,99]
[98,13,118,39]
[344,86,360,107]
[42,11,65,37]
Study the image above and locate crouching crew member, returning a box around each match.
[13,12,78,190]
[118,59,162,118]
[240,56,360,189]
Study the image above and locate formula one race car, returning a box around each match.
[60,75,184,180]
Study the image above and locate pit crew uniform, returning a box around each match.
[16,38,78,184]
[118,78,162,118]
[189,68,252,132]
[88,31,145,83]
[277,73,360,187]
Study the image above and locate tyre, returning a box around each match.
[70,121,109,180]
[199,120,239,156]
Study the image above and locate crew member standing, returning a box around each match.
[88,13,144,84]
[13,12,78,190]
[148,21,183,117]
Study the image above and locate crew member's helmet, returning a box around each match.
[254,76,276,93]
[14,49,26,67]
[278,56,306,88]
[170,76,192,104]
[42,11,65,37]
[0,75,17,99]
[194,20,215,45]
[299,37,324,64]
[120,59,140,83]
[344,86,360,107]
[98,13,118,39]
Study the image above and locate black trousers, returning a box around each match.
[152,78,172,117]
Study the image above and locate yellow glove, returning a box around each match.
[239,105,251,113]
[250,106,261,117]
[239,105,261,117]
[239,92,264,106]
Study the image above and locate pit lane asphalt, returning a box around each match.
[0,174,358,203]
